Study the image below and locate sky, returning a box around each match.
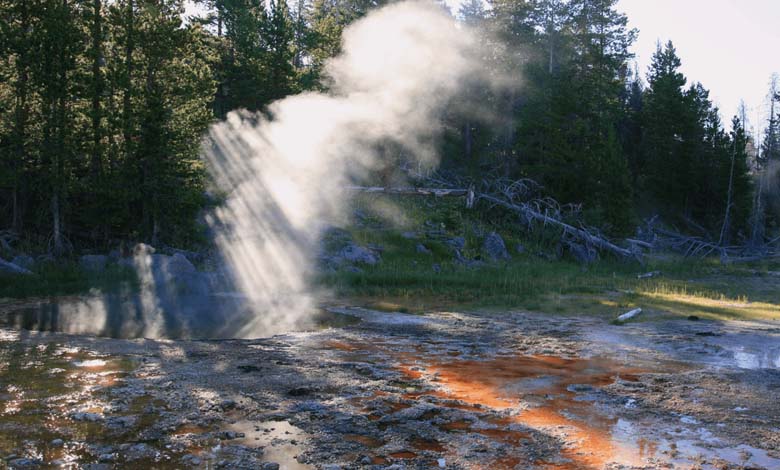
[616,0,780,134]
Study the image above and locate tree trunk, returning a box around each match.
[90,0,103,176]
[719,139,737,245]
[11,3,30,233]
[52,194,63,256]
[122,0,135,154]
[463,122,472,161]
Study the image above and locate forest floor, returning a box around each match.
[1,291,779,470]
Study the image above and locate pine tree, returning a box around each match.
[265,0,297,102]
[719,116,753,243]
[133,0,214,243]
[221,0,268,112]
[513,0,636,233]
[761,74,780,164]
[0,0,36,233]
[640,41,689,211]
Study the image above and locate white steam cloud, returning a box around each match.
[204,1,485,337]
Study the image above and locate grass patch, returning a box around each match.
[322,193,780,322]
[0,263,137,299]
[322,256,780,322]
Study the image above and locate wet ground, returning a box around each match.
[1,304,779,469]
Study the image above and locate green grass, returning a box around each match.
[0,262,137,299]
[321,254,780,321]
[320,193,780,322]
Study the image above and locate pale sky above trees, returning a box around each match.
[617,0,779,132]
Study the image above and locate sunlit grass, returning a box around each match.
[632,288,780,321]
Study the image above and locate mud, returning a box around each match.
[1,304,779,469]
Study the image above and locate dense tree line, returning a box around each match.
[445,0,759,239]
[0,0,775,253]
[0,0,214,252]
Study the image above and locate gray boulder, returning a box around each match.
[167,253,197,275]
[482,232,511,261]
[11,254,35,271]
[415,243,431,254]
[445,236,466,250]
[80,254,108,273]
[146,253,196,277]
[0,257,32,275]
[145,253,206,294]
[338,243,380,265]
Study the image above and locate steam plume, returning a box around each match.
[204,1,484,337]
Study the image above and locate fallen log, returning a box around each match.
[346,186,469,197]
[616,308,642,322]
[477,194,639,262]
[637,271,661,279]
[347,183,639,262]
[0,258,32,275]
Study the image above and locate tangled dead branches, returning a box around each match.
[422,171,640,262]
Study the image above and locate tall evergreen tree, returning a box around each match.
[265,0,297,101]
[640,41,689,211]
[761,74,780,164]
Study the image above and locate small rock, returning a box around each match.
[182,455,202,466]
[339,243,380,265]
[262,464,280,470]
[445,237,465,250]
[219,399,237,410]
[288,387,313,397]
[98,454,116,463]
[71,412,103,422]
[124,443,156,461]
[219,431,243,440]
[8,458,39,467]
[50,439,64,448]
[482,232,511,261]
[415,243,431,254]
[680,415,699,425]
[105,415,137,430]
